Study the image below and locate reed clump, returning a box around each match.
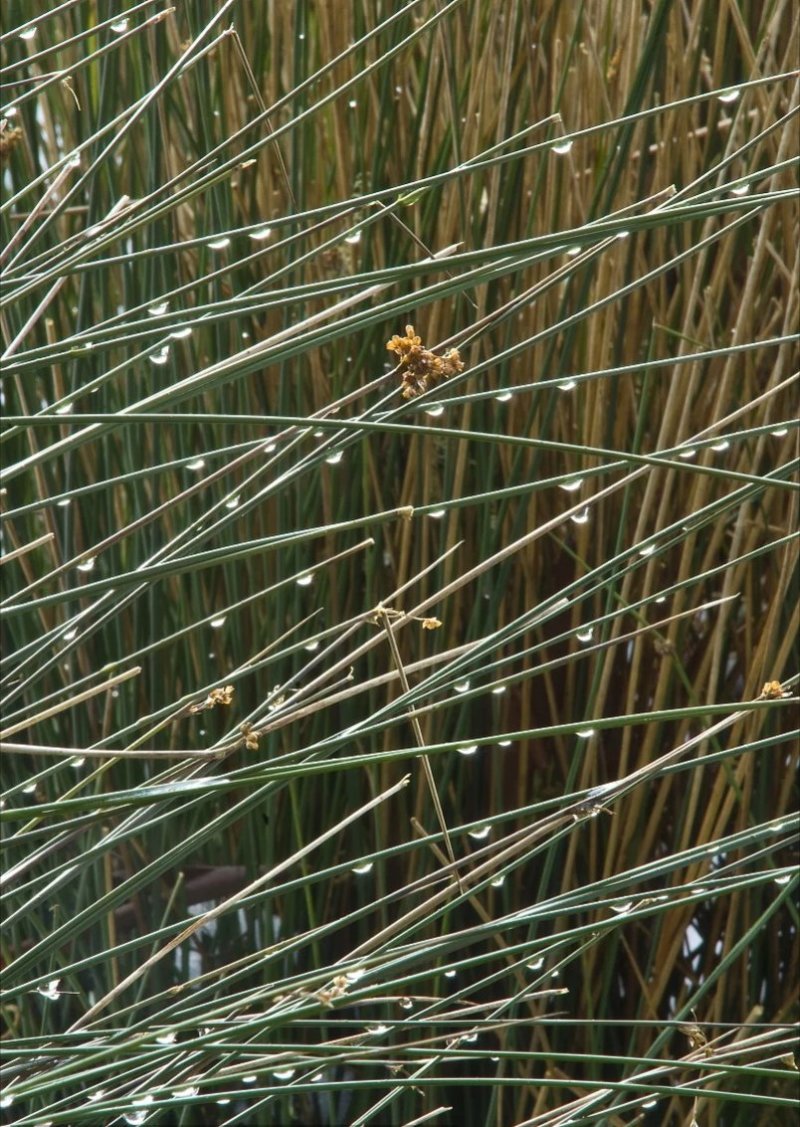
[1,3,797,1125]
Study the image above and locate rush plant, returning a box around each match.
[1,3,797,1125]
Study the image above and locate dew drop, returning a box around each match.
[87,1091,105,1103]
[172,1086,198,1098]
[570,507,590,524]
[527,956,544,971]
[345,967,367,983]
[639,543,657,556]
[208,237,231,250]
[156,1031,177,1045]
[249,225,272,241]
[491,876,505,888]
[711,440,730,452]
[272,1067,296,1080]
[771,427,788,437]
[718,88,740,104]
[241,1074,258,1084]
[559,478,583,492]
[678,448,696,459]
[468,825,491,840]
[576,628,593,643]
[399,996,413,1009]
[70,757,85,769]
[325,450,344,464]
[454,680,470,694]
[552,140,573,155]
[352,862,373,875]
[610,901,633,914]
[492,685,506,695]
[123,1112,149,1127]
[577,728,596,739]
[774,874,792,886]
[559,378,577,391]
[498,739,512,748]
[147,302,169,316]
[76,556,96,573]
[444,969,457,978]
[425,404,445,418]
[210,616,226,629]
[296,574,313,587]
[150,346,170,366]
[655,595,666,604]
[428,508,446,519]
[225,496,240,509]
[458,744,478,756]
[186,458,205,471]
[216,1098,231,1105]
[57,498,72,508]
[495,391,513,402]
[63,628,78,642]
[56,402,74,415]
[344,230,362,245]
[37,978,61,1000]
[111,18,129,33]
[730,184,750,196]
[19,26,37,41]
[305,640,319,652]
[566,245,582,257]
[615,229,630,240]
[348,99,357,108]
[170,327,193,339]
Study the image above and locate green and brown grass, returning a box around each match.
[1,2,798,1124]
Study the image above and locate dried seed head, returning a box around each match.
[189,685,235,713]
[386,325,465,398]
[760,680,789,699]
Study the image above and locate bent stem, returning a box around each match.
[376,604,463,892]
